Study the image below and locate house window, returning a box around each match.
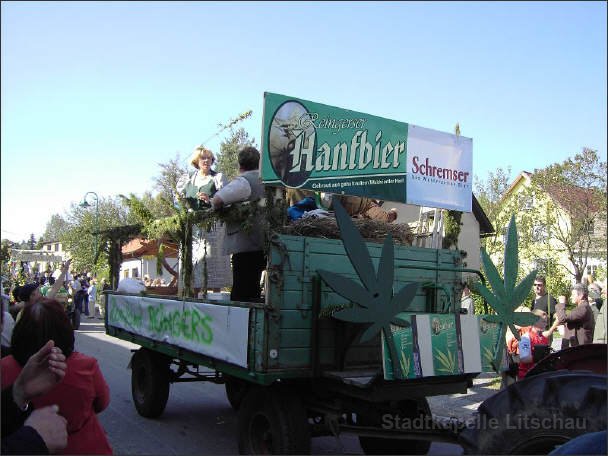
[131,268,139,278]
[582,220,594,236]
[47,245,51,251]
[531,224,548,242]
[519,193,534,211]
[123,269,129,278]
[54,244,59,251]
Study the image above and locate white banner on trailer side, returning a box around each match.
[107,294,250,368]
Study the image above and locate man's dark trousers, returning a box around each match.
[230,251,266,302]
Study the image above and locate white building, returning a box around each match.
[10,241,66,278]
[120,238,178,285]
[392,194,494,273]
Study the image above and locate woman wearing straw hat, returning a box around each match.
[177,146,232,295]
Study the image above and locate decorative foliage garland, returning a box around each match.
[137,201,267,297]
[442,210,463,249]
[96,224,143,289]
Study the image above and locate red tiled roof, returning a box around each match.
[541,182,601,216]
[122,238,178,259]
[503,171,602,217]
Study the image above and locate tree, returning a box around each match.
[474,166,514,275]
[41,214,70,243]
[478,149,607,286]
[1,239,15,283]
[442,123,465,249]
[474,166,512,222]
[28,234,36,250]
[531,148,607,282]
[216,127,257,181]
[62,196,132,274]
[153,153,187,210]
[140,191,177,220]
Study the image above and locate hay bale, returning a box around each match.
[277,215,413,246]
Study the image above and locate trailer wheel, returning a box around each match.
[358,398,431,455]
[225,375,250,410]
[459,371,607,454]
[131,348,170,418]
[238,387,311,454]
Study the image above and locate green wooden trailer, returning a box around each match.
[103,221,607,455]
[105,219,504,454]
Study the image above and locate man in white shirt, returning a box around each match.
[1,293,15,356]
[87,280,97,318]
[212,147,266,302]
[69,274,81,298]
[460,283,474,315]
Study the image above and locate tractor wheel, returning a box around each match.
[225,375,250,411]
[130,348,170,418]
[358,398,432,455]
[459,370,607,454]
[237,387,311,454]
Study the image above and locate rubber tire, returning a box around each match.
[358,398,432,455]
[131,348,170,418]
[72,309,81,330]
[459,370,607,454]
[237,387,311,454]
[225,375,250,411]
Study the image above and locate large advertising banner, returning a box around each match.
[261,92,473,211]
[107,295,250,367]
[261,92,409,203]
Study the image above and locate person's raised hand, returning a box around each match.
[13,340,66,407]
[24,405,68,454]
[196,192,210,204]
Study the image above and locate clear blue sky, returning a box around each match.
[2,1,606,243]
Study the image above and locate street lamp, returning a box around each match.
[79,191,99,263]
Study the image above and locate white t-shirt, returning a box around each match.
[88,284,97,302]
[2,311,15,347]
[70,279,81,295]
[213,175,252,206]
[461,295,474,314]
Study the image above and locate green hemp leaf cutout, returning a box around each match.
[317,199,418,379]
[475,215,538,371]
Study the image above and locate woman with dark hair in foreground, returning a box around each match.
[1,298,112,454]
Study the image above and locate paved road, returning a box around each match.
[75,317,496,455]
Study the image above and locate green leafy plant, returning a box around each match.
[399,351,411,378]
[482,347,494,366]
[442,209,463,249]
[317,200,418,379]
[474,215,538,371]
[434,348,457,374]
